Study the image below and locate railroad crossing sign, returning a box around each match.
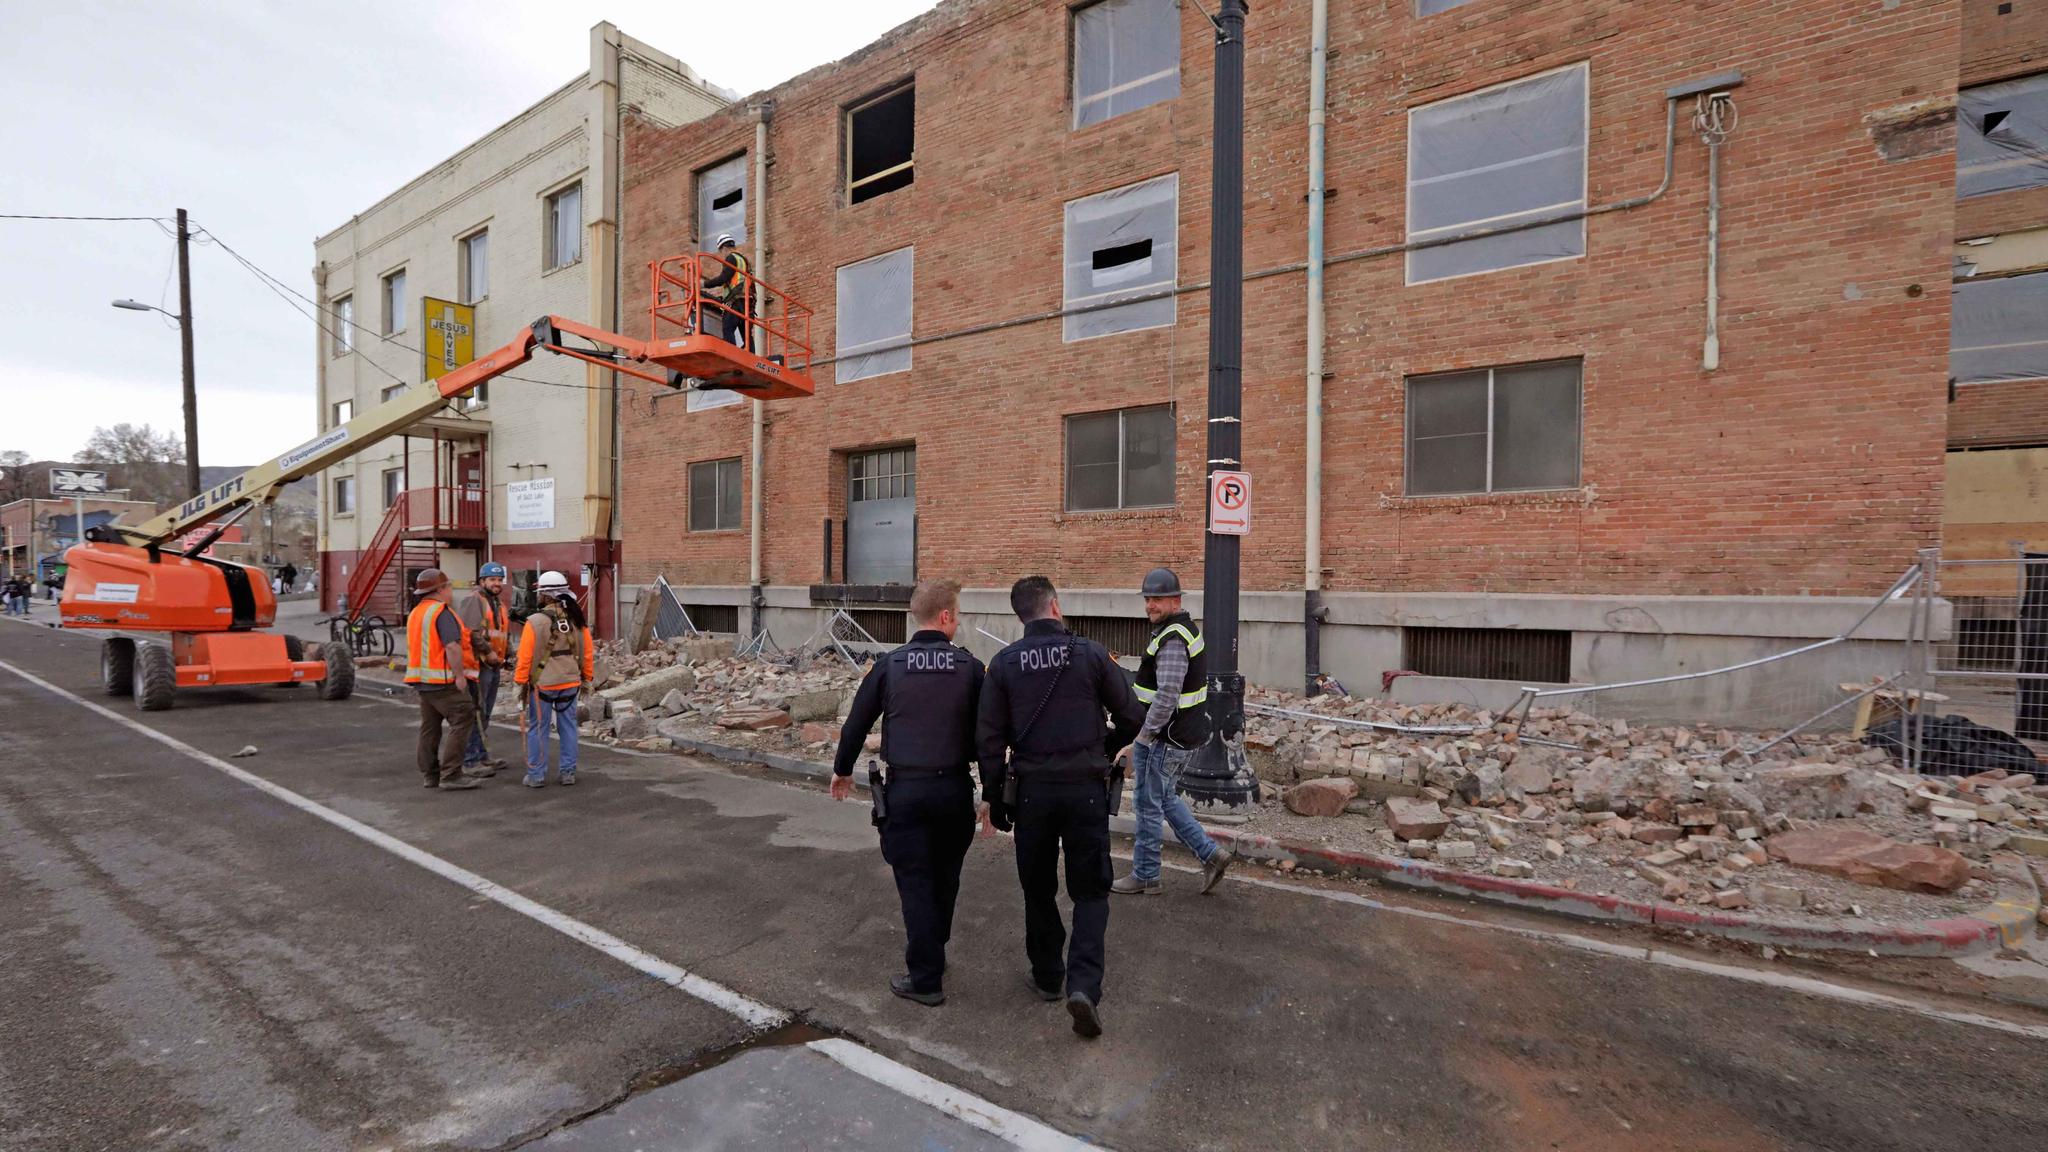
[49,468,108,495]
[1208,470,1250,536]
[421,296,475,383]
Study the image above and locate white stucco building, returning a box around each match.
[314,22,727,636]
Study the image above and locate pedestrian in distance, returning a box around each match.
[457,562,514,778]
[699,233,752,349]
[978,575,1144,1039]
[404,568,484,792]
[828,578,987,1007]
[279,560,299,593]
[1114,567,1234,897]
[513,570,594,788]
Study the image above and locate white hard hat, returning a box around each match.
[536,570,570,593]
[715,233,737,249]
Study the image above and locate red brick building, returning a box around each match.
[614,0,1967,704]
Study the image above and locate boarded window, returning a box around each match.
[546,183,582,270]
[1066,404,1175,511]
[1407,64,1587,284]
[688,457,743,532]
[1073,0,1180,129]
[835,247,914,383]
[1417,0,1482,13]
[1959,73,2048,199]
[1404,627,1570,683]
[1953,271,2048,384]
[697,154,748,248]
[1064,173,1177,341]
[847,84,915,204]
[461,230,489,303]
[1406,360,1581,495]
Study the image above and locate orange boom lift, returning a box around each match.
[62,256,811,709]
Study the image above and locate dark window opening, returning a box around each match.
[848,85,915,204]
[1984,109,2012,134]
[1064,615,1153,662]
[683,603,741,634]
[1954,618,2017,670]
[1998,3,2013,15]
[1092,238,1153,271]
[1402,627,1570,683]
[848,608,908,644]
[711,188,743,211]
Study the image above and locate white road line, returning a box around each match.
[0,655,1108,1147]
[810,1039,1094,1151]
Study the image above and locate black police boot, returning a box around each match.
[890,975,944,1007]
[1025,973,1062,1003]
[1066,993,1103,1039]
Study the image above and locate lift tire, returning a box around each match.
[284,633,306,664]
[133,643,176,712]
[102,638,136,697]
[320,640,355,701]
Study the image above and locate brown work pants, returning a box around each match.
[416,686,477,784]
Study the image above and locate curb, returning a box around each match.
[648,718,2038,959]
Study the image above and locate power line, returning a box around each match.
[0,213,171,222]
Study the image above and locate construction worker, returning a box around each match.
[828,578,986,1007]
[404,568,483,791]
[513,570,594,788]
[1114,567,1233,896]
[978,575,1144,1040]
[700,233,751,349]
[457,561,513,777]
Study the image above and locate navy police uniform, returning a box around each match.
[976,618,1144,1007]
[834,630,986,996]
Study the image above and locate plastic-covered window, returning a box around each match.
[835,246,914,383]
[1063,173,1177,341]
[697,155,748,249]
[1417,0,1481,14]
[1959,73,2048,199]
[1953,272,2048,384]
[1073,0,1180,129]
[1407,65,1587,284]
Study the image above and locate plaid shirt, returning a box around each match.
[1140,637,1187,743]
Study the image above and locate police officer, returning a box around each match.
[830,578,986,1007]
[977,575,1143,1039]
[1114,567,1233,896]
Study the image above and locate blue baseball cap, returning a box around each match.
[479,562,507,579]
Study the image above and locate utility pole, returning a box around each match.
[1181,0,1261,815]
[176,207,200,498]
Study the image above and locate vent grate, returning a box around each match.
[1402,627,1570,683]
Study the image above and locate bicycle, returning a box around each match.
[324,614,395,659]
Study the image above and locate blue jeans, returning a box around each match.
[1130,740,1219,883]
[463,665,501,766]
[524,688,580,780]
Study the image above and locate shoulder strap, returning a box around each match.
[1012,637,1080,749]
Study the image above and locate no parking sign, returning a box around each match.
[1208,470,1250,536]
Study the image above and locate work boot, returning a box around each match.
[463,761,498,779]
[1024,974,1062,1003]
[523,773,547,789]
[438,775,483,791]
[558,771,577,786]
[1111,874,1161,896]
[1065,993,1103,1039]
[422,778,441,789]
[890,975,943,1007]
[1200,846,1235,895]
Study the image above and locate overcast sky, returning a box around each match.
[0,0,939,465]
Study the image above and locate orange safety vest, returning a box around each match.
[405,600,471,686]
[465,592,510,680]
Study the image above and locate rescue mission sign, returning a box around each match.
[1208,470,1250,536]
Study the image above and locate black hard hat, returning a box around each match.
[1140,567,1181,597]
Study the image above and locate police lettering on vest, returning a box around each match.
[834,631,985,779]
[978,620,1145,783]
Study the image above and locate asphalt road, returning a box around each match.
[4,617,2047,1151]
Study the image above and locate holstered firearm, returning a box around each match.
[1001,769,1018,808]
[1106,764,1125,817]
[867,759,887,827]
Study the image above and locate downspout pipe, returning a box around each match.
[749,102,772,638]
[1302,0,1328,697]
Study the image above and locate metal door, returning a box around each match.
[846,448,915,585]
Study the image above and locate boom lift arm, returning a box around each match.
[89,309,811,552]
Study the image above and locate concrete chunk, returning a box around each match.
[1383,796,1451,840]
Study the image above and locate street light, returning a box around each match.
[110,207,200,499]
